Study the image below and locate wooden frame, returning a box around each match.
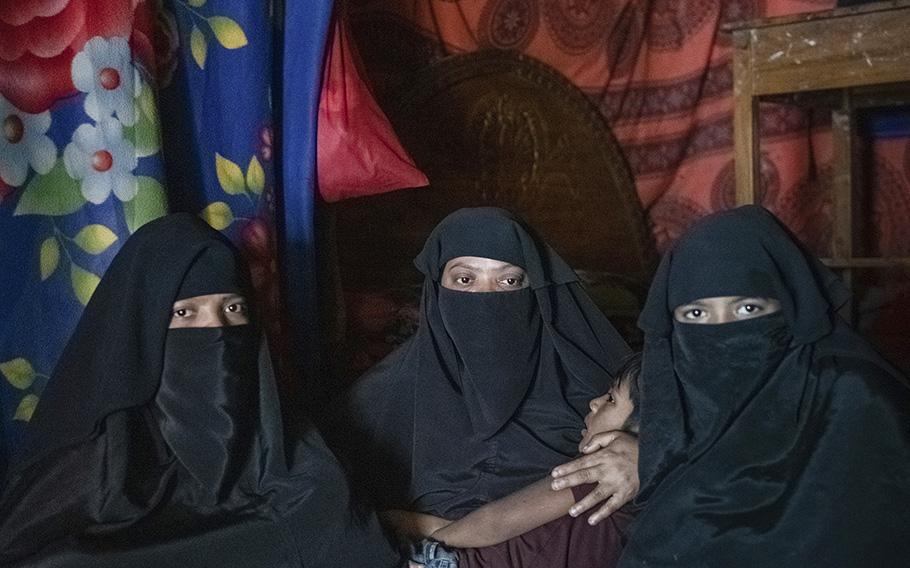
[727,1,910,318]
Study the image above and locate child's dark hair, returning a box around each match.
[613,352,642,431]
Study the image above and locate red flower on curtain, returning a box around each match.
[0,0,154,114]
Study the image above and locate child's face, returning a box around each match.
[579,380,634,451]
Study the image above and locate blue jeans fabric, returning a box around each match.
[410,539,459,568]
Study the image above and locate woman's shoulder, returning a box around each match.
[350,340,418,394]
[323,340,419,435]
[811,325,907,389]
[811,347,910,419]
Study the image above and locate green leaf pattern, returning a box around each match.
[70,264,101,306]
[14,160,85,217]
[124,177,168,234]
[191,25,207,69]
[201,201,234,230]
[1,359,36,390]
[208,16,248,49]
[123,83,161,158]
[246,156,265,194]
[12,70,170,307]
[39,238,60,281]
[14,394,39,422]
[2,358,49,422]
[179,2,249,70]
[3,3,261,431]
[216,153,247,195]
[73,225,118,254]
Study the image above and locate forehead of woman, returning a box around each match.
[106,214,247,310]
[177,244,247,301]
[639,205,848,343]
[666,206,786,308]
[415,207,529,278]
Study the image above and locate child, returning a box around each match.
[406,352,642,568]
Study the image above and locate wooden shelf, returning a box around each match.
[729,2,910,322]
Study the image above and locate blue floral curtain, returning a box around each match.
[0,0,332,480]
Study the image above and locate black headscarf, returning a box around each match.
[621,205,910,567]
[0,214,402,568]
[327,207,631,518]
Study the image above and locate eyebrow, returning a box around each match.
[447,263,481,271]
[682,296,763,306]
[679,301,708,307]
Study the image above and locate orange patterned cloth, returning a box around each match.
[345,0,909,369]
[348,0,909,256]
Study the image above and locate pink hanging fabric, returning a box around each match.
[316,14,428,202]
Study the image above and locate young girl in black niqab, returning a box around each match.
[621,205,910,567]
[0,213,403,567]
[327,207,633,520]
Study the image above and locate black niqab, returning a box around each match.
[621,205,910,567]
[328,207,631,518]
[0,214,402,567]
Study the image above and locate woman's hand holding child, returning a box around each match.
[550,430,639,525]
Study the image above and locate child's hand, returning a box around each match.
[550,430,639,525]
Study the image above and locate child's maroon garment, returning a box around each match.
[457,484,635,568]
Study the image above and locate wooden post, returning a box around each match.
[830,90,859,322]
[732,30,760,205]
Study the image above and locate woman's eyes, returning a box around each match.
[499,275,524,287]
[683,308,706,320]
[172,308,191,318]
[225,302,247,314]
[447,272,525,288]
[735,303,764,316]
[448,274,474,287]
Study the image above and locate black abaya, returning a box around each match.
[0,214,403,568]
[621,205,910,567]
[327,207,631,519]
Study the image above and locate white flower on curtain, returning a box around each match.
[63,118,138,204]
[71,36,141,126]
[0,95,57,187]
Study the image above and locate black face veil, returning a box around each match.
[328,207,631,519]
[621,205,910,567]
[0,214,402,568]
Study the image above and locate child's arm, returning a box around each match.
[429,477,575,548]
[381,510,452,542]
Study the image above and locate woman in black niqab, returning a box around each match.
[0,213,403,567]
[328,207,631,519]
[621,205,910,567]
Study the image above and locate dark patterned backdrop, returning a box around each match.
[342,0,910,369]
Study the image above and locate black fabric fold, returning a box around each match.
[437,287,543,437]
[154,326,260,505]
[622,205,910,567]
[327,207,631,518]
[0,213,402,568]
